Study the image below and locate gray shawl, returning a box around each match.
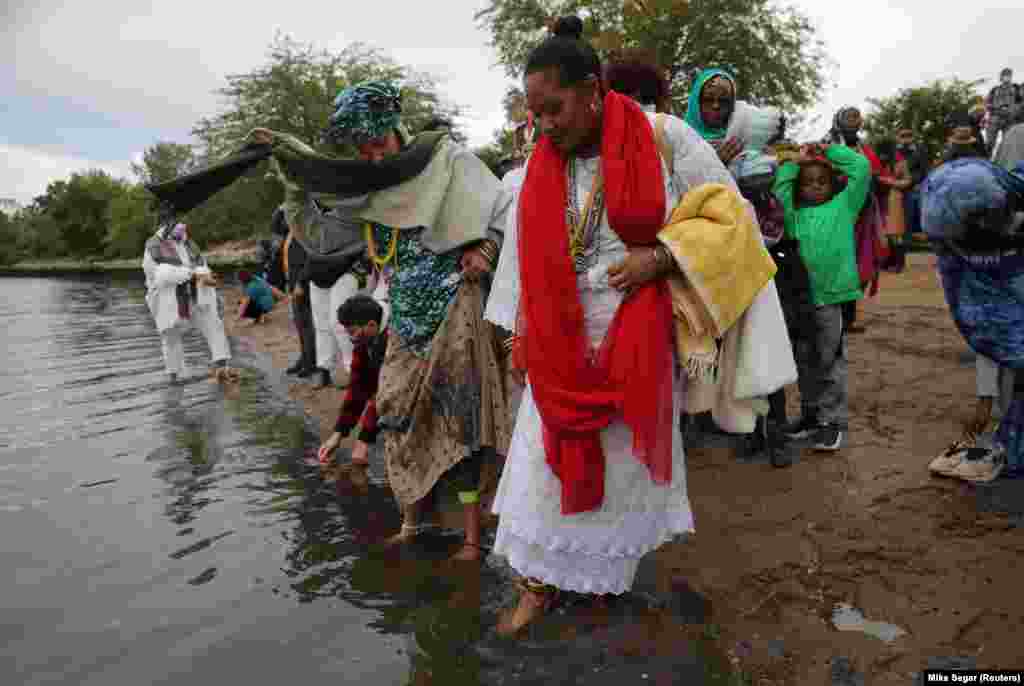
[272,132,502,255]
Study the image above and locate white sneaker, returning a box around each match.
[952,446,1006,483]
[928,433,978,477]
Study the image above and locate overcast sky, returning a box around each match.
[2,0,1021,204]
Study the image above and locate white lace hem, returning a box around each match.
[493,514,692,595]
[494,506,695,560]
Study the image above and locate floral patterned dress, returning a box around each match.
[371,224,462,357]
[369,223,511,508]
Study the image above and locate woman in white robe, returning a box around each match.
[483,15,750,633]
[142,223,231,382]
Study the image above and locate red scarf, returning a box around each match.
[516,91,675,515]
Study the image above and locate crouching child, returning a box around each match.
[237,270,285,325]
[317,295,387,474]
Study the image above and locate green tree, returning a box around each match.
[191,33,462,158]
[480,125,520,168]
[13,204,67,259]
[177,34,463,246]
[132,142,197,186]
[183,169,283,247]
[476,0,832,114]
[863,77,985,164]
[472,85,531,174]
[105,184,156,259]
[44,170,130,258]
[0,211,19,265]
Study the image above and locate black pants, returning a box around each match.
[291,289,317,370]
[841,300,857,331]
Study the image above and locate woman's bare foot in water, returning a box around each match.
[496,581,557,636]
[449,541,483,563]
[384,504,423,546]
[384,523,422,547]
[580,595,614,629]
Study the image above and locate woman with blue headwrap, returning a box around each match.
[923,151,1024,482]
[250,81,513,561]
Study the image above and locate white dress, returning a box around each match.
[484,113,743,594]
[142,240,230,376]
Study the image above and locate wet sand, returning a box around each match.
[220,254,1024,684]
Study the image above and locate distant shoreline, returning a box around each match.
[0,256,259,277]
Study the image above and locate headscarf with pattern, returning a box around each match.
[327,81,404,144]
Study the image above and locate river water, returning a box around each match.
[0,275,723,686]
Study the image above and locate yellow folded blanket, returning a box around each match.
[657,183,777,381]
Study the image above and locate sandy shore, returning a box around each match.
[221,254,1024,684]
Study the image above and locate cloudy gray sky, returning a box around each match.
[2,0,1021,204]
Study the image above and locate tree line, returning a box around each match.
[0,1,987,265]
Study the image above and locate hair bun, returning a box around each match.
[552,15,583,40]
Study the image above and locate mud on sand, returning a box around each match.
[221,254,1024,684]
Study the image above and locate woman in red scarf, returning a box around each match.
[483,16,742,634]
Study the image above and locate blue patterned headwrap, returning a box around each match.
[327,81,403,144]
[921,158,1024,242]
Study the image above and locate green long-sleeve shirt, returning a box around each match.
[773,144,871,306]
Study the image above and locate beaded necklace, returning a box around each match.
[364,222,399,269]
[566,158,605,271]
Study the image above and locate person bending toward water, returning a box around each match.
[774,143,871,452]
[249,79,513,563]
[926,115,1024,483]
[142,222,233,383]
[236,270,284,325]
[318,295,387,487]
[923,154,1024,482]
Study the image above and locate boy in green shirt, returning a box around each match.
[773,143,871,451]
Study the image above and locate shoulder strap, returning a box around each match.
[653,113,674,177]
